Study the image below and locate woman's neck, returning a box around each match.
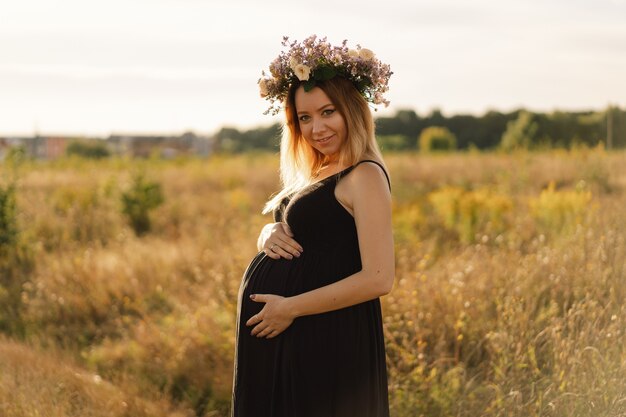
[312,157,353,181]
[323,159,339,168]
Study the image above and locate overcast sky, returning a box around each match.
[1,0,625,136]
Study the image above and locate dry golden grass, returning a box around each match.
[0,338,191,417]
[1,147,625,416]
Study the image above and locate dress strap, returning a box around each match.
[354,159,391,191]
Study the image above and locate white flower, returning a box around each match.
[258,78,270,97]
[289,56,300,70]
[359,48,375,60]
[293,64,311,81]
[348,49,359,58]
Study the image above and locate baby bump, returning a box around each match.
[238,252,300,324]
[240,249,348,299]
[241,253,294,297]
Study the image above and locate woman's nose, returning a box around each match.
[312,117,326,134]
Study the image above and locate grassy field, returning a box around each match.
[0,148,625,417]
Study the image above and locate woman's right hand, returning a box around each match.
[258,222,303,260]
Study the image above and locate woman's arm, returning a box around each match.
[247,162,394,338]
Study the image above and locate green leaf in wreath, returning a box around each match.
[316,65,337,81]
[303,79,317,92]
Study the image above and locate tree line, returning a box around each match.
[214,106,625,152]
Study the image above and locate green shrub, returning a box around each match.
[0,183,17,249]
[500,111,539,151]
[0,180,33,336]
[418,126,457,152]
[428,186,513,243]
[378,135,411,151]
[66,140,111,159]
[121,173,164,236]
[529,181,592,233]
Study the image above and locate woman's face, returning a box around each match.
[294,86,347,161]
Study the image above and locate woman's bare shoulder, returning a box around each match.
[347,160,388,189]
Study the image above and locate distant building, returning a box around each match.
[44,137,69,159]
[182,131,215,157]
[106,132,215,158]
[2,136,72,160]
[0,132,216,161]
[106,135,181,158]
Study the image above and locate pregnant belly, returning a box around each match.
[242,246,361,291]
[237,252,305,329]
[238,249,359,322]
[241,252,295,298]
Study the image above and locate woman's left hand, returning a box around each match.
[246,294,295,338]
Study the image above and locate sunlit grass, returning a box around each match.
[0,147,624,416]
[0,338,190,417]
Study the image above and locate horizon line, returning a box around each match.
[1,103,620,138]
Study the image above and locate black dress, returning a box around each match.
[232,160,390,417]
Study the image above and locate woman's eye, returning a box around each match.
[322,109,335,116]
[299,115,310,122]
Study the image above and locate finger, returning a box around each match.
[274,236,303,257]
[251,323,269,337]
[266,240,287,255]
[249,294,268,303]
[246,313,262,327]
[256,326,274,338]
[266,329,282,339]
[280,225,304,252]
[263,248,280,259]
[272,244,295,260]
[266,240,295,260]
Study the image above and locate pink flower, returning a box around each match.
[359,48,375,60]
[289,56,300,70]
[259,78,270,97]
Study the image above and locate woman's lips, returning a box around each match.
[315,134,334,144]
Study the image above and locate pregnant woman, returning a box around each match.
[232,35,395,417]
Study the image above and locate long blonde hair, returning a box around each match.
[263,77,385,214]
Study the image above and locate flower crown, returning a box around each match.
[258,35,393,115]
